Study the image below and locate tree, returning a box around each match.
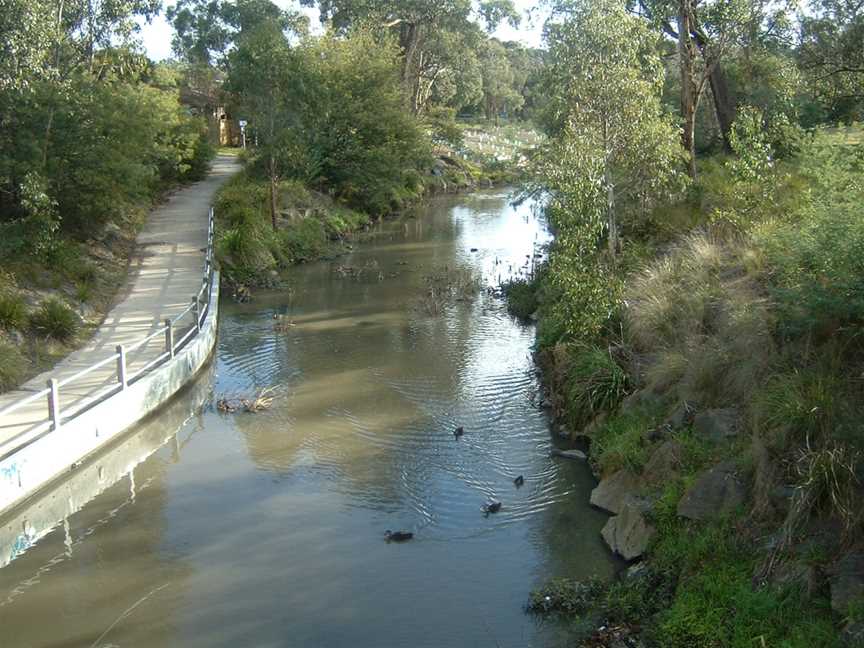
[632,0,773,170]
[225,20,299,230]
[799,0,864,121]
[480,39,523,123]
[540,0,685,259]
[302,0,520,113]
[167,0,308,66]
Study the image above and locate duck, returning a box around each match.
[513,475,524,487]
[384,530,413,542]
[482,500,502,516]
[453,426,465,438]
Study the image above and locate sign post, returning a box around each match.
[239,119,248,149]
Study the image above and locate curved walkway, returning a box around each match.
[0,154,240,450]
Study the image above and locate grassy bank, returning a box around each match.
[512,128,864,647]
[214,143,524,289]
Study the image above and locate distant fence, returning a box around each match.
[0,207,217,461]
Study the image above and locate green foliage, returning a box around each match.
[280,218,327,262]
[562,344,629,426]
[288,30,432,214]
[0,292,28,330]
[501,277,538,320]
[0,342,26,392]
[590,409,656,475]
[30,298,80,343]
[755,368,849,448]
[753,139,864,340]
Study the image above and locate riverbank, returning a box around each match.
[512,129,864,647]
[0,155,239,448]
[0,150,225,396]
[214,150,523,291]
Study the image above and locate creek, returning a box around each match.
[0,188,617,647]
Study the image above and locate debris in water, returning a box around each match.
[216,386,279,413]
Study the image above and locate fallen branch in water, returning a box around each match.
[217,385,279,413]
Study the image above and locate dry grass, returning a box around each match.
[416,266,482,315]
[625,232,774,406]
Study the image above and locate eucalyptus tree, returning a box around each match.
[799,0,864,120]
[541,0,685,259]
[302,0,520,113]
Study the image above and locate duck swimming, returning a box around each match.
[453,426,465,438]
[384,530,413,542]
[513,475,524,487]
[482,500,502,516]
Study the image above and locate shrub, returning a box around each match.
[30,298,80,342]
[0,341,26,392]
[281,218,327,262]
[755,368,848,448]
[502,277,538,320]
[563,345,629,426]
[0,292,27,330]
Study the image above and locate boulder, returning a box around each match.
[620,389,661,414]
[663,401,696,430]
[692,408,740,442]
[579,412,608,438]
[829,552,864,616]
[601,499,655,561]
[590,469,641,515]
[677,461,746,520]
[641,440,683,486]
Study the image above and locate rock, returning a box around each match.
[843,620,864,645]
[580,412,608,438]
[692,407,740,442]
[663,401,696,430]
[619,389,668,414]
[590,469,641,515]
[601,499,656,561]
[829,552,864,616]
[771,560,823,600]
[100,221,124,245]
[551,448,587,461]
[641,440,682,486]
[677,461,746,520]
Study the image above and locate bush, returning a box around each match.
[502,277,538,320]
[563,345,629,426]
[0,292,27,330]
[755,368,849,448]
[281,218,327,262]
[752,135,864,340]
[30,298,80,343]
[0,341,26,392]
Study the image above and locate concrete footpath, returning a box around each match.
[0,154,240,451]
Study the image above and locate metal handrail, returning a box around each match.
[0,207,218,459]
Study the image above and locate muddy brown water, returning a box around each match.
[0,189,617,648]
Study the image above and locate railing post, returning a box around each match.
[193,295,201,331]
[116,345,127,389]
[164,318,175,358]
[47,378,61,431]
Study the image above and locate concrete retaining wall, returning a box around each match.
[0,273,220,518]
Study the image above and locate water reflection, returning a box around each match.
[0,189,616,648]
